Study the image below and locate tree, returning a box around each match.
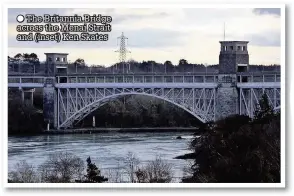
[8,161,38,183]
[182,95,280,183]
[14,53,23,59]
[74,58,85,67]
[135,156,173,183]
[164,60,172,66]
[8,90,43,135]
[254,93,274,120]
[124,152,140,183]
[83,157,108,183]
[179,59,188,65]
[29,53,38,60]
[9,53,40,73]
[39,152,84,183]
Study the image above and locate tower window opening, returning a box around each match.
[242,46,246,51]
[230,46,234,51]
[237,46,241,51]
[242,76,248,83]
[48,57,52,62]
[59,77,67,83]
[56,57,60,62]
[62,57,66,62]
[237,65,248,72]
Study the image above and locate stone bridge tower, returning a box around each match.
[216,41,249,120]
[43,53,68,129]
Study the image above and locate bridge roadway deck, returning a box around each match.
[236,82,280,88]
[7,70,280,76]
[8,82,281,89]
[7,72,281,88]
[55,82,218,88]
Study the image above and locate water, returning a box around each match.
[8,131,194,182]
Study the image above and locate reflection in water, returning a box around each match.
[8,131,194,181]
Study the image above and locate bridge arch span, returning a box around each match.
[58,91,212,129]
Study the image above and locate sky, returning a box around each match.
[8,8,281,66]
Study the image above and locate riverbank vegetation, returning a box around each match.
[76,95,202,128]
[8,89,43,135]
[8,152,173,183]
[182,94,281,183]
[8,89,202,135]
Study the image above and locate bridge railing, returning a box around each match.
[8,74,281,85]
[237,72,280,83]
[8,76,44,84]
[56,74,219,84]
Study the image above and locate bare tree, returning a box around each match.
[135,156,173,183]
[106,159,125,183]
[38,152,84,183]
[8,160,38,183]
[124,152,140,183]
[105,168,124,183]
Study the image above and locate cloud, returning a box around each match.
[111,12,168,24]
[66,8,169,25]
[244,30,280,47]
[124,28,184,48]
[7,8,281,65]
[253,8,281,16]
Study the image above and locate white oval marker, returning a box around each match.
[16,14,25,23]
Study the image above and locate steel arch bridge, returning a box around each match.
[54,75,280,129]
[57,87,216,129]
[7,73,281,129]
[7,42,282,130]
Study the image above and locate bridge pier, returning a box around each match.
[20,88,35,106]
[42,53,69,130]
[215,41,250,120]
[215,74,238,120]
[43,86,57,129]
[43,78,57,129]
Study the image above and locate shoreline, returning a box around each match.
[43,127,199,135]
[8,127,200,136]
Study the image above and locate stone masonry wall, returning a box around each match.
[215,74,238,120]
[215,85,238,120]
[219,53,249,74]
[43,87,57,129]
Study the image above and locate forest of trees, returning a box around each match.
[8,89,43,135]
[76,95,202,128]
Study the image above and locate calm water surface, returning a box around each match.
[8,131,194,182]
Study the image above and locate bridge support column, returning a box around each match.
[215,74,238,121]
[20,88,35,106]
[43,86,57,130]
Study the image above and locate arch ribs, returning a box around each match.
[57,87,216,129]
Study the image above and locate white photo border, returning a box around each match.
[2,3,286,189]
